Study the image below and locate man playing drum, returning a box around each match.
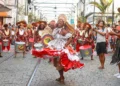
[2,24,11,51]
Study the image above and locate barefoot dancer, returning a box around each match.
[93,20,107,69]
[32,14,84,84]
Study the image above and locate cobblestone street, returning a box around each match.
[0,47,120,86]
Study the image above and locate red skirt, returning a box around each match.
[32,48,84,72]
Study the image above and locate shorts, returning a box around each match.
[96,42,107,55]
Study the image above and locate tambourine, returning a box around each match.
[41,34,53,46]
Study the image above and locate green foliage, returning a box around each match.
[90,0,113,14]
[28,12,40,23]
[18,5,25,15]
[78,16,87,23]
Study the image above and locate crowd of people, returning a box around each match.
[0,14,120,84]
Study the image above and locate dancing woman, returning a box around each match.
[32,14,84,84]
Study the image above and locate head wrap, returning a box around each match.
[49,20,56,25]
[58,14,67,23]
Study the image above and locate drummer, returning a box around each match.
[27,24,34,49]
[2,24,11,51]
[81,23,95,60]
[76,23,85,52]
[16,23,27,42]
[11,26,16,45]
[34,21,47,43]
[16,23,28,51]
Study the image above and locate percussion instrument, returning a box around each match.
[78,39,85,45]
[3,39,9,46]
[79,45,92,57]
[34,43,43,50]
[15,42,25,52]
[29,38,34,43]
[41,34,53,46]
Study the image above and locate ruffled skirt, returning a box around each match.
[32,47,84,72]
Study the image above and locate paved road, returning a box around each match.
[0,49,120,86]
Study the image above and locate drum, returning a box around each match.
[79,45,92,57]
[29,38,34,43]
[3,39,9,46]
[15,42,25,52]
[78,39,85,45]
[34,43,43,50]
[41,34,53,46]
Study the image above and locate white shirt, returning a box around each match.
[96,28,107,43]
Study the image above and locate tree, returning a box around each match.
[116,8,120,18]
[90,0,113,20]
[78,12,94,23]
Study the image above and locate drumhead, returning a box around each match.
[34,43,43,47]
[3,40,9,41]
[15,42,25,44]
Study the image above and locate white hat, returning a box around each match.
[58,14,67,23]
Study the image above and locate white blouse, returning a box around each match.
[48,28,72,50]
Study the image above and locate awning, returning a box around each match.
[0,4,11,12]
[0,12,12,18]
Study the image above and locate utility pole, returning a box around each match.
[112,0,114,26]
[83,0,85,17]
[16,0,18,23]
[93,0,95,27]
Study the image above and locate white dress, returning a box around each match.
[32,27,84,72]
[48,28,72,50]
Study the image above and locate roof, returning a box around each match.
[0,3,11,12]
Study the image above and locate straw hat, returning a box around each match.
[27,24,33,29]
[40,21,47,26]
[17,21,27,27]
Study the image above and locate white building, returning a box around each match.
[78,0,120,25]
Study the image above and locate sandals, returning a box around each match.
[56,77,65,84]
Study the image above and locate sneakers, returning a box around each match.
[117,75,120,78]
[114,73,120,77]
[114,73,120,78]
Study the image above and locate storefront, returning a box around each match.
[0,3,11,25]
